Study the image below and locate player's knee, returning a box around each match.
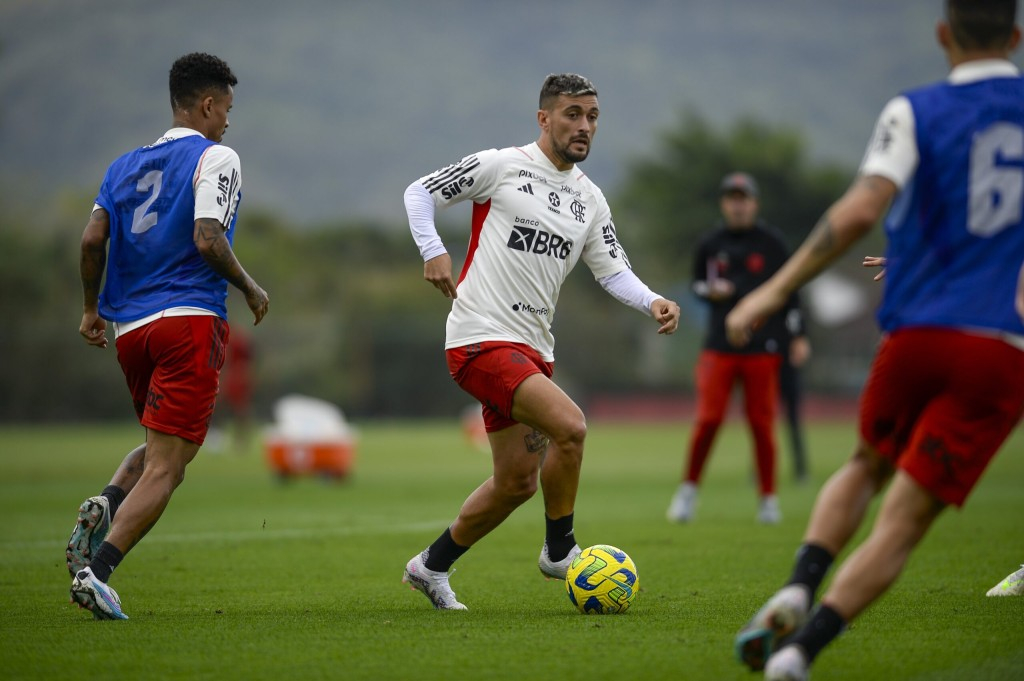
[551,415,587,453]
[694,417,723,433]
[852,443,894,490]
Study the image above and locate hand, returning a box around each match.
[650,298,680,335]
[862,255,887,281]
[80,311,108,348]
[725,285,787,348]
[424,253,458,299]
[244,281,270,325]
[789,335,811,367]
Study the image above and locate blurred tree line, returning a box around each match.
[1,114,885,423]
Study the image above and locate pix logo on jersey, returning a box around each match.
[507,217,573,260]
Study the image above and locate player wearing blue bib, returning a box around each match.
[879,75,1024,336]
[727,1,1024,678]
[97,134,238,322]
[67,53,269,621]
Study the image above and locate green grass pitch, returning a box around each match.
[1,420,1021,680]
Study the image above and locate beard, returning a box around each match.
[553,136,590,165]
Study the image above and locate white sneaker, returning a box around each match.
[758,495,782,525]
[735,584,810,671]
[401,552,467,610]
[538,542,581,580]
[70,566,128,620]
[666,482,697,523]
[986,564,1024,597]
[764,645,810,681]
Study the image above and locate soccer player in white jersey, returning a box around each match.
[401,73,681,609]
[67,53,269,619]
[727,1,1024,677]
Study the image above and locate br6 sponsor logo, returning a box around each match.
[507,225,573,260]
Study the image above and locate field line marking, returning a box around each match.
[149,519,450,544]
[9,518,450,552]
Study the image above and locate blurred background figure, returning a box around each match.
[460,404,489,453]
[667,172,804,525]
[221,330,256,453]
[779,307,811,483]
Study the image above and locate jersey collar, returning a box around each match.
[948,59,1020,85]
[151,127,205,146]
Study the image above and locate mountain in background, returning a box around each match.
[0,0,968,226]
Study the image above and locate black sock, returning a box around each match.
[101,485,126,519]
[87,542,124,583]
[422,527,469,573]
[544,513,576,562]
[786,543,834,597]
[788,604,846,662]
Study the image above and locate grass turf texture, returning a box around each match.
[1,420,1021,680]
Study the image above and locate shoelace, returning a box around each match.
[432,568,456,593]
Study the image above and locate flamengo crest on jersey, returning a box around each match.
[419,142,631,361]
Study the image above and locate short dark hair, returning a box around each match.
[947,0,1018,50]
[169,52,238,111]
[539,73,598,110]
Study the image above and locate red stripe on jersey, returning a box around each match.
[458,199,491,285]
[193,146,214,191]
[513,146,534,160]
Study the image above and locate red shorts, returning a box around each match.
[446,341,553,432]
[694,350,781,424]
[115,316,229,445]
[859,328,1024,507]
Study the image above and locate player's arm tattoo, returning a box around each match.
[808,176,886,261]
[525,429,549,454]
[123,445,146,477]
[80,210,109,307]
[80,242,107,302]
[807,215,837,257]
[194,218,256,294]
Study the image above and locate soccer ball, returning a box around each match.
[565,544,639,614]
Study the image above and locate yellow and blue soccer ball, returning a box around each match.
[565,544,639,614]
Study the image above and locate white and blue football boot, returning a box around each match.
[66,496,111,577]
[70,566,128,620]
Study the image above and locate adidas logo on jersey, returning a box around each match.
[517,183,535,195]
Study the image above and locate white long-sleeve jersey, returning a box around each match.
[407,142,655,361]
